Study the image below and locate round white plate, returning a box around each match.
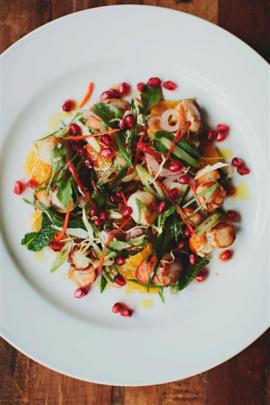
[0,6,269,386]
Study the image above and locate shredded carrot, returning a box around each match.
[66,129,120,141]
[97,234,114,275]
[54,200,72,241]
[133,131,145,166]
[79,82,94,108]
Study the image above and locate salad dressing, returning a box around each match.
[233,182,249,200]
[141,299,154,309]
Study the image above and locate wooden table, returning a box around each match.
[0,1,269,404]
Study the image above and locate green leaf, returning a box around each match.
[57,177,73,209]
[49,242,72,273]
[115,132,132,167]
[158,288,165,303]
[177,257,209,291]
[141,85,162,114]
[100,275,108,293]
[153,137,199,168]
[21,226,55,252]
[90,102,122,128]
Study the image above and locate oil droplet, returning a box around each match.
[232,182,250,200]
[34,250,48,264]
[48,112,69,130]
[219,148,233,160]
[141,299,154,309]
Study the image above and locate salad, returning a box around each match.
[14,77,250,317]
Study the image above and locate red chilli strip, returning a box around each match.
[120,191,128,206]
[166,109,190,160]
[67,159,96,208]
[133,131,146,166]
[137,143,162,161]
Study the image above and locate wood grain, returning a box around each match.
[0,1,269,404]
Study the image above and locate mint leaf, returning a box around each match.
[57,177,73,209]
[115,132,132,167]
[90,102,122,128]
[21,226,55,252]
[141,85,162,114]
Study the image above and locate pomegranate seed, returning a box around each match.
[119,82,131,96]
[13,180,26,195]
[94,218,104,227]
[84,159,92,168]
[231,157,244,167]
[124,114,135,128]
[183,228,191,238]
[220,249,233,261]
[152,228,158,237]
[238,166,250,175]
[100,210,107,221]
[226,210,240,222]
[121,308,133,317]
[122,207,133,217]
[169,188,179,199]
[137,82,145,92]
[62,99,75,112]
[158,201,167,213]
[179,174,190,184]
[112,302,122,313]
[216,123,229,134]
[111,193,122,203]
[207,131,215,141]
[100,89,120,100]
[115,256,126,266]
[178,240,186,249]
[195,268,209,282]
[114,274,126,286]
[119,119,127,130]
[69,123,81,135]
[100,148,114,158]
[189,254,198,265]
[27,179,39,189]
[163,80,177,91]
[100,134,111,146]
[216,132,227,142]
[90,207,98,217]
[147,77,161,87]
[169,161,182,172]
[74,286,89,299]
[49,241,63,251]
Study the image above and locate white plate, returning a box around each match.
[0,6,269,386]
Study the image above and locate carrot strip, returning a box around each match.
[120,192,127,206]
[66,129,120,141]
[97,234,114,275]
[54,200,72,241]
[79,82,94,108]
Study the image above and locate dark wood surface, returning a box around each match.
[0,1,269,404]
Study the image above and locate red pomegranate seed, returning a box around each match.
[163,80,177,91]
[119,119,127,130]
[100,89,120,100]
[183,228,191,238]
[189,254,198,265]
[114,274,126,286]
[169,161,182,172]
[220,249,233,261]
[158,201,167,213]
[49,241,63,251]
[226,210,240,222]
[119,82,131,96]
[112,302,122,313]
[94,218,104,227]
[13,180,26,195]
[74,286,89,299]
[231,157,244,167]
[62,99,75,112]
[27,179,39,189]
[121,308,133,317]
[100,134,111,146]
[195,268,209,282]
[124,114,135,128]
[84,159,92,168]
[178,240,186,249]
[69,123,81,135]
[122,207,133,217]
[100,210,107,221]
[137,82,145,92]
[207,131,215,141]
[111,193,122,203]
[169,188,179,199]
[115,256,126,266]
[100,148,114,158]
[179,174,190,184]
[147,77,161,87]
[216,132,227,142]
[216,123,229,134]
[238,166,250,175]
[90,207,98,217]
